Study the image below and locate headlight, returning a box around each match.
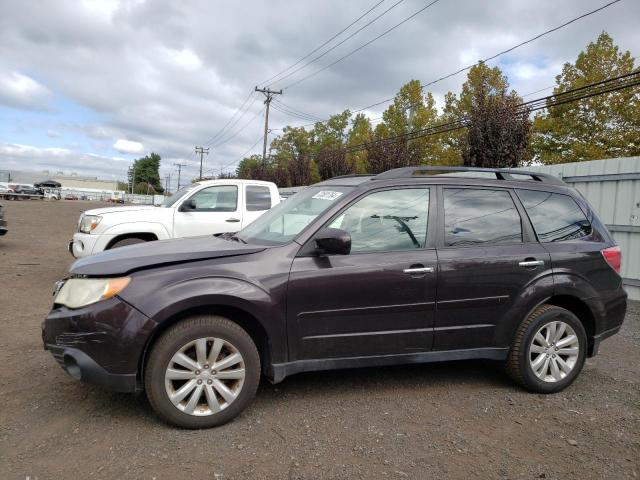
[79,215,102,233]
[54,277,130,309]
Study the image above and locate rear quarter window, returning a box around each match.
[516,189,591,242]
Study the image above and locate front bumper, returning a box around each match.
[43,296,156,393]
[69,232,114,258]
[45,344,137,392]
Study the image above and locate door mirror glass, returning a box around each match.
[315,228,351,255]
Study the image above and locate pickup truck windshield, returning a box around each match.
[162,186,195,208]
[237,186,353,246]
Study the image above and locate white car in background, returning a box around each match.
[69,179,280,257]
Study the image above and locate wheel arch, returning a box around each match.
[138,304,273,388]
[543,294,596,355]
[106,232,158,249]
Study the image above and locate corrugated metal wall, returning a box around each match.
[516,157,640,300]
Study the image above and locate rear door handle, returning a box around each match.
[518,260,544,268]
[403,267,434,274]
[226,218,241,223]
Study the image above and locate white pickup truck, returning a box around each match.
[69,179,279,258]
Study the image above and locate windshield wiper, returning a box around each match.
[230,234,247,244]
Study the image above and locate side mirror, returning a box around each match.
[180,198,197,212]
[314,228,351,255]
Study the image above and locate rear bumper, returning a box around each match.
[45,343,137,392]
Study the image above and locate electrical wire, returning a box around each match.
[281,0,441,90]
[258,0,388,87]
[270,0,407,88]
[202,89,257,146]
[211,106,266,148]
[288,0,623,125]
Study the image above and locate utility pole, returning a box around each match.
[174,163,186,191]
[255,86,282,167]
[130,164,136,194]
[164,174,171,195]
[194,146,209,180]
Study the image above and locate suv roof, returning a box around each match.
[315,166,566,188]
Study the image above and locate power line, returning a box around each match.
[281,0,441,90]
[270,0,407,89]
[203,90,258,146]
[272,98,323,120]
[258,0,388,87]
[282,0,623,126]
[311,70,640,157]
[210,106,266,148]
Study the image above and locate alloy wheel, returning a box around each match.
[529,320,580,383]
[164,337,246,416]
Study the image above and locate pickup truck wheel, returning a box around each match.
[506,305,586,394]
[144,316,260,429]
[109,237,147,249]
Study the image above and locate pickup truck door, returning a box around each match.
[241,184,276,229]
[173,185,242,238]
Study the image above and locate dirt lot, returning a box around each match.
[0,200,638,479]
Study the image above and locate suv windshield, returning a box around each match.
[162,185,195,207]
[238,186,353,245]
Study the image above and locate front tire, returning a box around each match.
[109,237,147,249]
[145,316,261,429]
[506,305,587,394]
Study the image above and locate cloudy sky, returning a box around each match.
[0,0,638,188]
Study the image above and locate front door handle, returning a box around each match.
[403,267,434,274]
[518,260,544,268]
[226,218,241,223]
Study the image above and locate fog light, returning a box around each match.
[64,355,82,380]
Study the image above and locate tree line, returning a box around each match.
[234,32,639,187]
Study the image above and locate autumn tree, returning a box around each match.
[313,110,354,179]
[462,80,531,167]
[532,32,640,163]
[442,62,531,167]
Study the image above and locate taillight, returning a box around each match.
[601,246,621,274]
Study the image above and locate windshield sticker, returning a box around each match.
[312,191,343,201]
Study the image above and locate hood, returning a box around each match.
[70,235,266,276]
[84,205,160,216]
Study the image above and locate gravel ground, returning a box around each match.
[0,200,639,479]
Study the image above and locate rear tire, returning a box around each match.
[506,304,587,394]
[145,316,261,429]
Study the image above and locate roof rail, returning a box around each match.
[373,166,565,185]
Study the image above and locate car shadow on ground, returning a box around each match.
[67,359,514,428]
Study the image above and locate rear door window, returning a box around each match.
[516,189,591,242]
[443,188,522,246]
[246,185,272,211]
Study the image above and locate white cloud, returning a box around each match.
[0,71,52,110]
[112,138,144,154]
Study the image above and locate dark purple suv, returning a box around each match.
[43,167,627,428]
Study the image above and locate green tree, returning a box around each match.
[346,113,373,173]
[128,152,164,193]
[532,32,640,163]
